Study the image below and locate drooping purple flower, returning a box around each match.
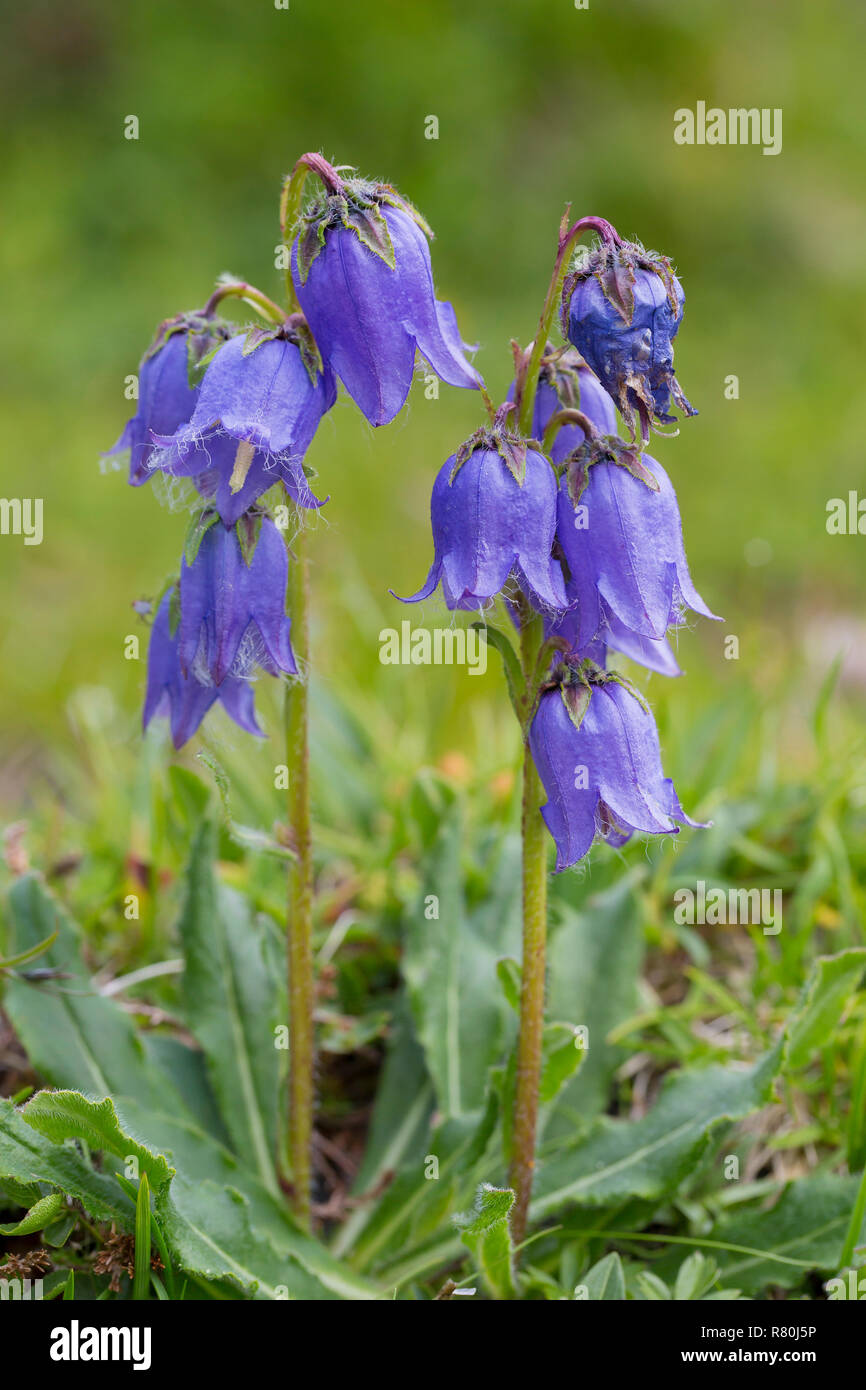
[398,426,567,612]
[143,591,263,750]
[179,512,297,686]
[562,240,696,434]
[152,326,335,523]
[546,599,683,677]
[106,313,228,486]
[529,665,703,871]
[291,179,481,426]
[556,439,718,649]
[164,431,323,527]
[506,347,616,463]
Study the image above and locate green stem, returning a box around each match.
[515,214,621,438]
[509,606,548,1247]
[284,517,314,1229]
[202,280,286,324]
[541,407,600,458]
[279,153,347,313]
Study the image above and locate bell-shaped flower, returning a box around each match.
[556,437,718,649]
[168,431,323,527]
[529,663,703,871]
[151,326,335,522]
[178,511,297,686]
[291,179,481,426]
[143,591,263,749]
[563,240,696,434]
[506,347,616,463]
[106,313,227,486]
[546,598,683,677]
[398,424,567,612]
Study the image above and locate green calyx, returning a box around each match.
[183,507,221,568]
[537,344,589,411]
[565,433,660,506]
[560,238,681,330]
[450,411,532,487]
[293,177,432,284]
[235,508,265,567]
[229,318,322,388]
[550,656,650,734]
[142,311,232,390]
[183,505,266,572]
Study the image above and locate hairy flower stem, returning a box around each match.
[284,517,315,1229]
[516,214,621,437]
[509,604,548,1247]
[279,153,348,316]
[202,280,287,324]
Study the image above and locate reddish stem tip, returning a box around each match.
[295,153,347,196]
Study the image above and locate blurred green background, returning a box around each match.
[1,0,865,813]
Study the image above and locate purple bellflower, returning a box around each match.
[291,177,481,426]
[398,422,567,612]
[106,313,229,486]
[507,347,616,462]
[179,511,297,686]
[529,660,703,871]
[546,600,683,677]
[562,240,696,435]
[143,590,263,750]
[555,435,718,650]
[152,326,336,524]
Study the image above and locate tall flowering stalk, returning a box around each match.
[399,211,716,1243]
[108,153,481,1226]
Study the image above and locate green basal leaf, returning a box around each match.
[1,875,196,1124]
[539,1022,585,1105]
[0,1098,134,1230]
[0,929,57,971]
[532,1046,782,1219]
[21,1091,174,1193]
[177,823,285,1198]
[784,947,866,1071]
[403,811,521,1118]
[578,1251,626,1300]
[0,1176,43,1210]
[43,1213,77,1247]
[496,957,521,1014]
[0,1189,66,1236]
[455,1184,517,1300]
[669,1174,866,1296]
[158,1175,381,1301]
[544,877,644,1131]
